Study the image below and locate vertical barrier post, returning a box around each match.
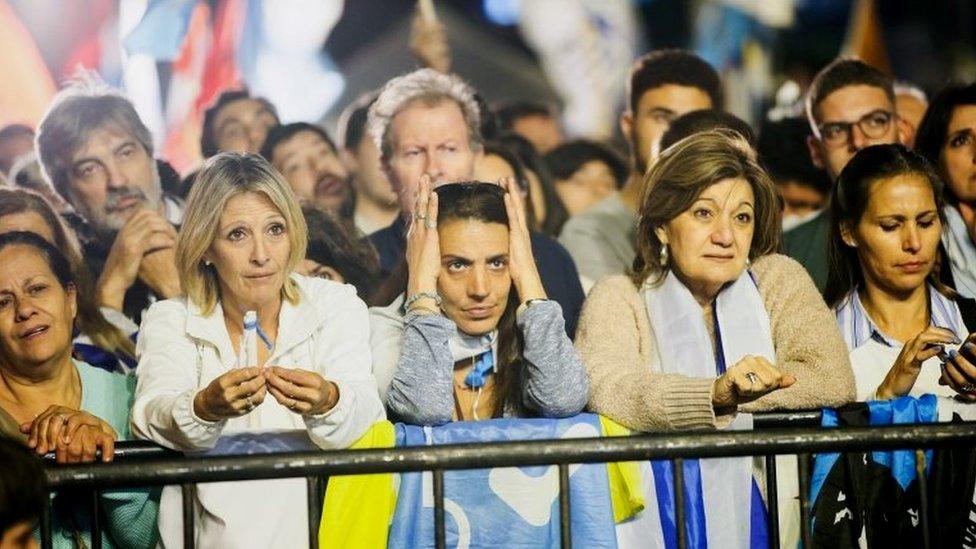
[307,476,322,549]
[433,469,446,549]
[915,449,931,549]
[90,490,102,549]
[181,483,195,549]
[559,463,572,549]
[673,458,687,549]
[765,455,780,549]
[797,453,812,549]
[40,495,52,549]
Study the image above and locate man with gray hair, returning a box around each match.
[36,77,182,322]
[367,68,584,336]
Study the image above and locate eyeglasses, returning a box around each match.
[816,109,896,147]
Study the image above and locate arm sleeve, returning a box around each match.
[303,290,386,449]
[742,255,856,412]
[576,277,725,432]
[385,311,457,425]
[100,488,161,549]
[131,302,226,452]
[517,300,589,417]
[558,219,624,286]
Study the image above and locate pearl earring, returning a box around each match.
[659,246,669,266]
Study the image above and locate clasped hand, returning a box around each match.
[938,334,976,401]
[96,208,181,310]
[193,367,339,421]
[20,406,117,464]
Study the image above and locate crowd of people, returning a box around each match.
[1,26,976,548]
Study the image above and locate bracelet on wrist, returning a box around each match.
[408,304,441,316]
[404,291,442,311]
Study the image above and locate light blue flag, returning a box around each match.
[123,0,197,60]
[389,414,618,548]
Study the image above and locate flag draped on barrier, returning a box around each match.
[810,395,976,547]
[319,413,771,549]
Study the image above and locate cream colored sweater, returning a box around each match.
[576,253,855,432]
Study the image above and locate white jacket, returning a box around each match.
[131,274,384,548]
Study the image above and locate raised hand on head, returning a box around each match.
[405,175,442,313]
[499,176,546,302]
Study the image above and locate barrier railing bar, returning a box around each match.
[44,423,976,489]
[753,411,821,429]
[90,490,102,549]
[433,469,446,549]
[915,449,931,549]
[181,483,195,549]
[307,476,321,549]
[40,498,52,549]
[558,463,571,549]
[797,453,811,549]
[764,455,779,549]
[44,411,827,464]
[673,458,687,549]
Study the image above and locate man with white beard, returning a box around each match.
[37,77,183,323]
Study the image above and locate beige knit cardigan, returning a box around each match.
[576,253,855,432]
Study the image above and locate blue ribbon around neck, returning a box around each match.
[464,350,495,389]
[243,317,274,351]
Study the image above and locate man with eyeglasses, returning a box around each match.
[783,58,907,291]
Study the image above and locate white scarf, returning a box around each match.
[640,269,775,549]
[390,292,498,371]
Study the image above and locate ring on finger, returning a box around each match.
[962,383,976,393]
[425,218,436,229]
[245,396,255,412]
[745,372,760,385]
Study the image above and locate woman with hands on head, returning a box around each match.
[576,129,854,433]
[826,144,976,400]
[0,231,159,548]
[131,152,384,548]
[370,176,588,424]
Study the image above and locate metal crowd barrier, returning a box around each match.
[40,411,976,549]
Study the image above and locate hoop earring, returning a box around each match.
[659,246,668,267]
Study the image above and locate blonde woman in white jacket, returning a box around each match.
[131,153,384,548]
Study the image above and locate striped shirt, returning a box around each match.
[834,285,966,400]
[835,285,966,350]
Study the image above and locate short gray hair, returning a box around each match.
[367,68,482,162]
[36,72,154,200]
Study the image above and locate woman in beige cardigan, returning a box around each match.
[577,129,855,433]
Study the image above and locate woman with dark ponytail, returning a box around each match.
[370,178,587,424]
[826,143,976,400]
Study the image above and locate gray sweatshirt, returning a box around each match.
[369,296,589,425]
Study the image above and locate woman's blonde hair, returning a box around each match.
[177,153,307,315]
[631,129,781,286]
